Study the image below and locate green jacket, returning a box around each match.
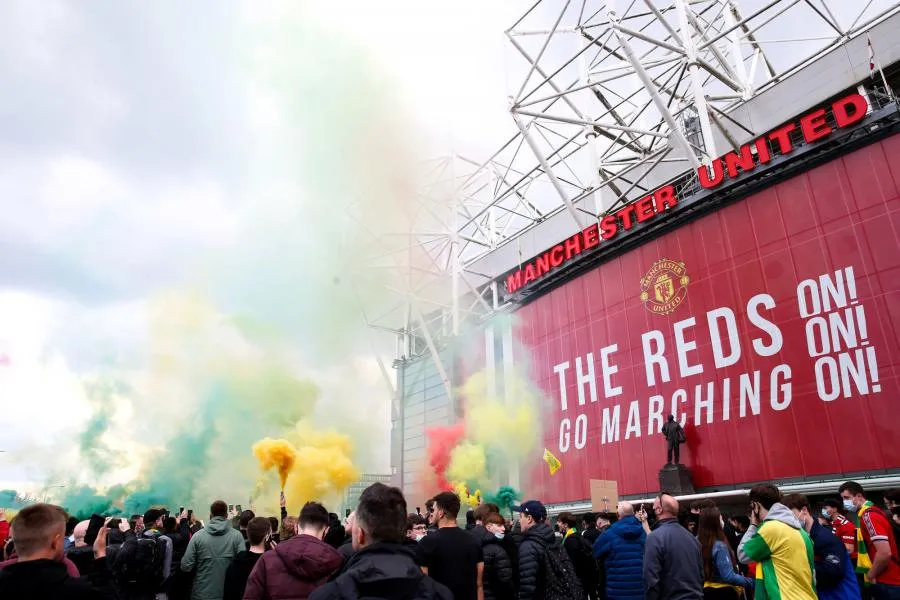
[181,517,245,600]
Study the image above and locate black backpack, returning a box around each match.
[544,542,586,600]
[117,532,165,588]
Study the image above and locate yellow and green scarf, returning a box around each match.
[856,501,874,576]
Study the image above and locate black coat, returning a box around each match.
[509,521,525,550]
[66,545,97,577]
[403,537,423,565]
[338,539,355,563]
[222,550,261,600]
[309,542,453,600]
[564,532,599,596]
[165,520,191,566]
[582,527,601,546]
[499,533,519,591]
[471,526,514,600]
[517,522,555,600]
[474,525,519,592]
[0,557,115,599]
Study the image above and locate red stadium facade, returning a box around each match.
[390,8,900,513]
[515,131,900,505]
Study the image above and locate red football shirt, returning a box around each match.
[832,514,857,559]
[861,506,900,586]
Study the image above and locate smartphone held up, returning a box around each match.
[84,514,106,546]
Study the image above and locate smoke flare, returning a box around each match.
[277,424,360,514]
[252,438,297,489]
[484,486,521,514]
[452,481,482,508]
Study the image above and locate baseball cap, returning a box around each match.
[143,508,164,524]
[512,500,547,522]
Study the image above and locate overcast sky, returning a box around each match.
[0,0,514,490]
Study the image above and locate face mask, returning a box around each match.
[821,508,830,519]
[415,534,425,542]
[843,499,856,511]
[494,532,505,540]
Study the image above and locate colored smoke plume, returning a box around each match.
[272,424,360,515]
[45,292,378,517]
[79,375,131,477]
[453,482,482,509]
[60,485,120,520]
[426,423,466,491]
[213,4,435,361]
[252,438,297,489]
[113,293,328,515]
[462,370,539,459]
[422,366,542,498]
[484,486,521,514]
[0,490,32,509]
[447,442,487,487]
[13,7,423,512]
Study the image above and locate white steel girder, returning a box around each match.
[360,0,900,395]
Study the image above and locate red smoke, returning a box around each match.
[426,423,466,491]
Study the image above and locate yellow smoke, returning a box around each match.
[462,370,539,458]
[252,438,297,489]
[250,475,270,502]
[279,423,359,514]
[447,442,487,485]
[452,481,482,508]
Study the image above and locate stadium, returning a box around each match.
[366,0,900,513]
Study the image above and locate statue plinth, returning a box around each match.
[658,463,695,496]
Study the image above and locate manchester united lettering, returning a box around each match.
[503,92,871,296]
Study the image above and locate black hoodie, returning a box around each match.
[0,557,115,599]
[309,542,452,600]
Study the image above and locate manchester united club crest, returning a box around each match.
[640,259,689,315]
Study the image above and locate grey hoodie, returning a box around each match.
[737,502,803,565]
[181,516,245,600]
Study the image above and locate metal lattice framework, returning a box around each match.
[362,0,900,402]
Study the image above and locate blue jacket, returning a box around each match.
[708,541,753,589]
[807,520,860,600]
[594,515,646,600]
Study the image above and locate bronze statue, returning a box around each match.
[661,414,686,465]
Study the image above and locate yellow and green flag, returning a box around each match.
[543,448,562,476]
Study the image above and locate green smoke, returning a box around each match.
[60,485,119,520]
[206,6,421,362]
[0,489,32,509]
[79,374,133,476]
[484,486,521,515]
[120,358,319,515]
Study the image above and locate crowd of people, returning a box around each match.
[0,479,898,600]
